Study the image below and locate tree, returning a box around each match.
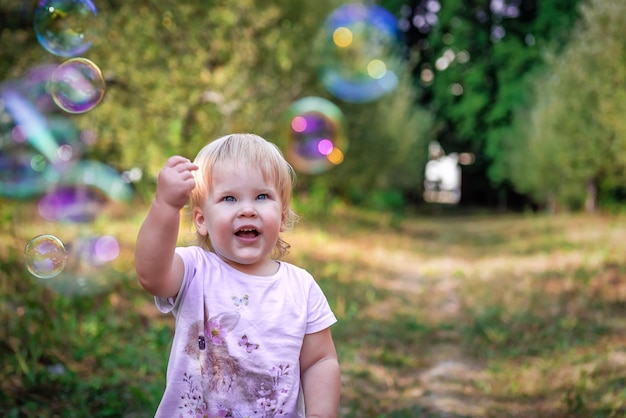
[396,0,583,207]
[1,0,433,209]
[505,0,626,212]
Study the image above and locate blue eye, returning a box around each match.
[257,194,268,200]
[224,196,236,202]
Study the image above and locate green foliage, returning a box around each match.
[1,0,432,209]
[411,0,583,201]
[82,0,338,177]
[6,0,625,210]
[327,73,433,204]
[504,0,626,211]
[6,0,620,211]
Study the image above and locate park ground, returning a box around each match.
[2,203,626,417]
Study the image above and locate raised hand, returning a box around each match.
[155,156,199,209]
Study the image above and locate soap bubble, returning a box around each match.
[39,235,125,295]
[24,234,68,279]
[1,84,62,164]
[317,3,401,103]
[0,86,132,201]
[0,84,54,200]
[33,0,98,57]
[282,97,348,175]
[0,84,99,199]
[93,235,120,263]
[49,58,105,113]
[38,186,108,222]
[17,64,60,113]
[55,159,135,201]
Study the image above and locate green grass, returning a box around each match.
[2,201,626,417]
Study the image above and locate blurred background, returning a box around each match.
[2,0,626,416]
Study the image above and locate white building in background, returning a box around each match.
[423,141,473,205]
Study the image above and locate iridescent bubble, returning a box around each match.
[36,160,134,221]
[0,83,92,199]
[24,234,68,279]
[0,151,48,199]
[38,186,107,222]
[0,86,55,198]
[282,97,348,175]
[93,235,120,263]
[55,160,135,202]
[49,58,105,113]
[316,4,401,103]
[33,0,98,57]
[40,235,124,295]
[19,64,60,113]
[1,85,61,163]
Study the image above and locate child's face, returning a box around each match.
[193,161,285,275]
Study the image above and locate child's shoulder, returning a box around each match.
[279,260,315,281]
[176,245,209,256]
[175,245,221,265]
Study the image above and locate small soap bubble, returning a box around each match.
[24,234,68,279]
[316,3,401,103]
[40,235,124,295]
[34,0,98,57]
[93,235,120,263]
[282,97,348,175]
[49,58,105,113]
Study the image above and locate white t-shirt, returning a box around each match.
[153,246,337,418]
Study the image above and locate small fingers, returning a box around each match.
[166,155,188,166]
[166,156,199,173]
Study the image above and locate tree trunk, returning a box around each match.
[584,179,598,213]
[546,192,558,214]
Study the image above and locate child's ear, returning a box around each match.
[193,208,208,236]
[279,211,288,232]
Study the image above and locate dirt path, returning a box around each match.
[285,212,626,417]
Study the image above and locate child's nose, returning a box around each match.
[238,203,257,217]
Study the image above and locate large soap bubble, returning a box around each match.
[33,0,98,57]
[38,186,108,222]
[18,64,61,113]
[317,3,401,103]
[0,90,131,201]
[48,58,106,113]
[1,85,61,164]
[281,97,348,175]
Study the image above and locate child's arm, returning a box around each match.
[135,156,198,298]
[300,328,341,418]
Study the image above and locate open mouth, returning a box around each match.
[235,227,259,238]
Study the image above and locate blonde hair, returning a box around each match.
[190,133,297,258]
